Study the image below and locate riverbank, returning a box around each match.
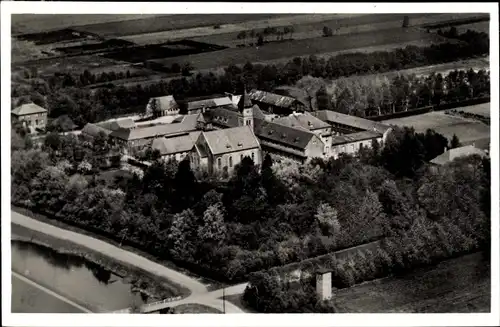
[11,218,190,306]
[12,205,224,291]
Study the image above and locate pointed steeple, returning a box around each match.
[238,87,252,113]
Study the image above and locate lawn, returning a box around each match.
[186,13,437,48]
[333,252,490,313]
[383,110,490,144]
[146,27,448,71]
[454,102,490,118]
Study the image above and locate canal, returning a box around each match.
[11,239,153,313]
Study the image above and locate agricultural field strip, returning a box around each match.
[452,103,490,117]
[455,21,490,34]
[75,14,302,38]
[11,14,173,35]
[117,13,485,45]
[147,28,447,71]
[117,14,366,45]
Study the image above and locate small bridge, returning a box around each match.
[111,295,183,314]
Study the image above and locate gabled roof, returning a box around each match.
[204,107,241,128]
[248,89,298,108]
[82,123,113,137]
[97,118,136,131]
[150,95,178,111]
[151,132,200,155]
[253,118,316,151]
[110,121,197,141]
[201,126,260,156]
[252,104,266,120]
[330,130,382,146]
[313,110,391,133]
[11,102,47,116]
[172,113,205,126]
[187,97,233,112]
[273,112,330,131]
[430,145,488,166]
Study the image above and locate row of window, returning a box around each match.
[217,152,255,169]
[25,119,44,126]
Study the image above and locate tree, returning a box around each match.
[77,160,92,174]
[237,30,247,45]
[315,202,341,236]
[402,15,410,28]
[289,26,295,40]
[168,209,198,260]
[257,34,264,46]
[450,134,461,149]
[198,203,227,246]
[30,166,69,213]
[182,62,193,76]
[322,26,333,37]
[174,158,196,210]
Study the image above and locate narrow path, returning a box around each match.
[12,271,93,313]
[11,211,208,295]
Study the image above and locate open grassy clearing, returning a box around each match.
[383,110,490,145]
[117,14,356,45]
[186,13,439,48]
[147,27,448,71]
[75,14,298,38]
[12,14,171,35]
[333,252,490,313]
[453,102,490,118]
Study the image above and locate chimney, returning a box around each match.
[316,269,332,301]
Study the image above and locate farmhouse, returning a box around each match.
[253,118,325,163]
[146,95,179,117]
[312,110,391,135]
[248,89,307,115]
[11,102,48,131]
[192,126,261,174]
[430,145,488,166]
[151,131,201,162]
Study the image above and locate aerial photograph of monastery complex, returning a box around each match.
[7,8,494,317]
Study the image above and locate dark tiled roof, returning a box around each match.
[313,110,391,133]
[187,97,233,112]
[202,126,260,156]
[97,118,136,131]
[253,118,316,151]
[205,107,241,128]
[330,131,382,145]
[248,89,297,108]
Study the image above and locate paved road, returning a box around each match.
[11,211,208,295]
[11,211,249,313]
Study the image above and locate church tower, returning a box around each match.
[238,90,254,129]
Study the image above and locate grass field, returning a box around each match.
[147,27,448,71]
[333,252,490,313]
[453,102,490,118]
[383,110,490,145]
